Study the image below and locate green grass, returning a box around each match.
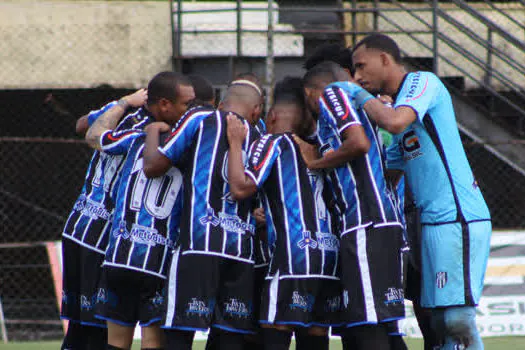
[1,338,525,350]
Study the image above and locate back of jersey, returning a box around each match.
[246,133,339,278]
[160,110,259,262]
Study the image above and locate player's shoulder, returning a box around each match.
[404,71,443,92]
[116,107,148,131]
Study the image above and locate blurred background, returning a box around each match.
[0,0,524,344]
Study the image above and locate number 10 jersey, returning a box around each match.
[101,108,183,279]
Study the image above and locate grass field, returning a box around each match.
[1,338,525,349]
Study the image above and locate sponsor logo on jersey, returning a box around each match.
[384,287,405,305]
[325,88,350,120]
[404,72,429,102]
[436,271,448,288]
[186,298,215,316]
[316,232,339,252]
[400,130,423,161]
[199,208,255,235]
[74,195,112,221]
[290,291,315,312]
[251,135,273,170]
[224,298,252,318]
[128,224,176,249]
[297,231,318,250]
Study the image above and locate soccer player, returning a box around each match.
[60,89,147,350]
[349,34,492,349]
[299,61,405,350]
[142,81,263,350]
[85,71,195,350]
[225,77,341,350]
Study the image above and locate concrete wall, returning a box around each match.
[1,1,523,90]
[0,1,173,89]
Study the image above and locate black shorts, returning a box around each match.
[259,275,341,328]
[253,264,269,327]
[94,266,165,327]
[61,237,106,327]
[403,206,423,303]
[339,225,405,327]
[163,250,255,334]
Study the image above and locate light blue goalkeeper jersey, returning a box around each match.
[386,71,490,225]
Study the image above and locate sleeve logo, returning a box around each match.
[325,88,350,120]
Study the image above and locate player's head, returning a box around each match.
[352,34,403,95]
[147,71,195,124]
[187,74,216,107]
[219,80,263,125]
[304,43,354,76]
[232,72,265,115]
[266,77,306,135]
[303,61,350,116]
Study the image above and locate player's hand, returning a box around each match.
[253,207,266,225]
[123,88,148,108]
[378,95,393,105]
[227,113,247,145]
[145,121,170,133]
[292,134,319,168]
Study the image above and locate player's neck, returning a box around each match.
[383,66,407,97]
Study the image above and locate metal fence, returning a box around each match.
[0,0,524,342]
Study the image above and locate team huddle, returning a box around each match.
[60,34,492,350]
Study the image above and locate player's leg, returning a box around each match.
[61,239,85,350]
[242,264,267,350]
[80,247,109,349]
[106,321,134,350]
[141,323,165,349]
[295,326,329,350]
[138,273,166,349]
[385,321,408,350]
[261,325,293,350]
[94,267,139,349]
[341,324,391,350]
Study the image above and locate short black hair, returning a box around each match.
[273,76,305,108]
[147,71,192,105]
[187,74,215,103]
[303,61,346,88]
[304,43,353,72]
[353,34,402,63]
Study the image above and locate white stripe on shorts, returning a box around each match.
[268,271,280,323]
[165,247,181,327]
[357,228,378,323]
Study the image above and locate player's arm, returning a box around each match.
[143,122,172,178]
[85,89,147,150]
[347,73,439,134]
[143,109,206,178]
[295,86,370,170]
[75,115,90,135]
[363,101,416,134]
[294,125,370,170]
[227,113,257,200]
